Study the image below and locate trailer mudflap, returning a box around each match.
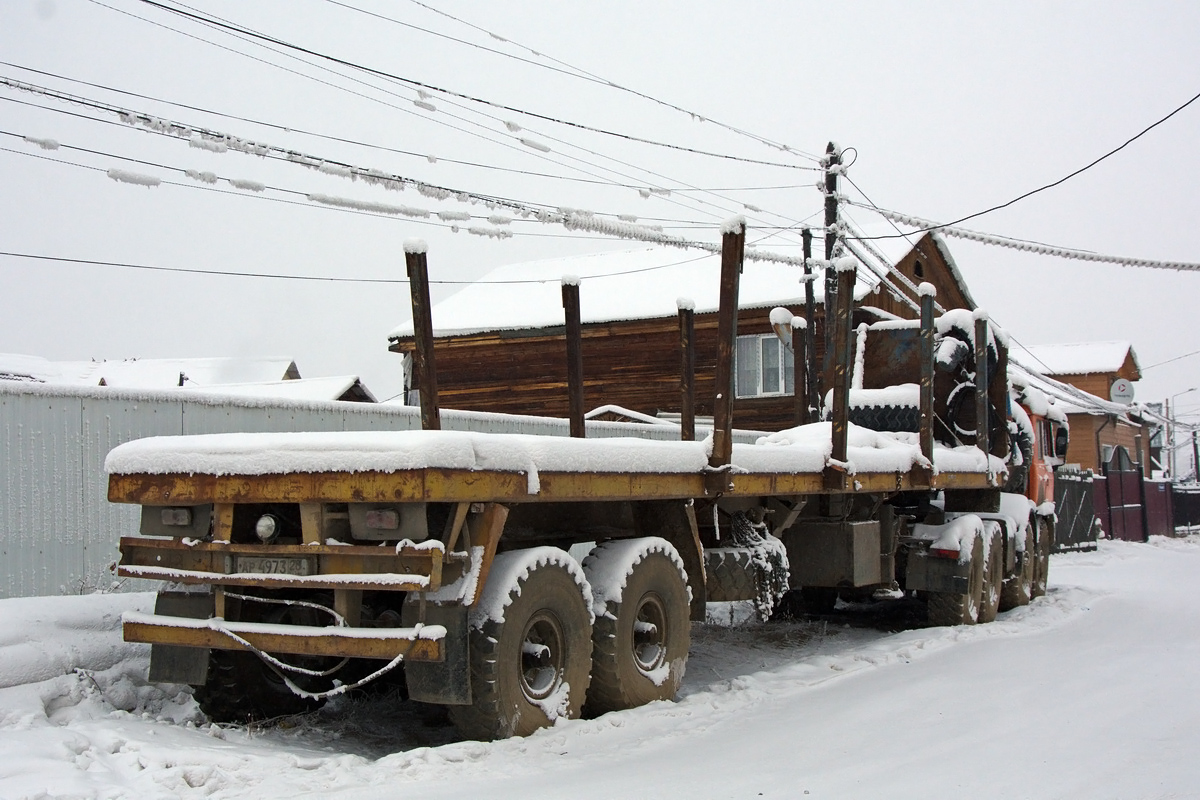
[148,591,214,685]
[401,601,472,705]
[904,550,971,594]
[123,611,446,661]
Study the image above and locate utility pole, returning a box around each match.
[1192,430,1199,482]
[802,228,818,419]
[822,143,842,382]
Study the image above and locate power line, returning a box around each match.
[395,0,822,162]
[848,202,1200,272]
[78,4,787,234]
[136,0,819,170]
[3,61,794,193]
[1143,349,1200,371]
[848,86,1200,240]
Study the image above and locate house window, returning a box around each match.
[735,334,795,397]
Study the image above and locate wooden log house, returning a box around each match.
[388,233,976,432]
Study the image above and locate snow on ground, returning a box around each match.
[3,538,1200,799]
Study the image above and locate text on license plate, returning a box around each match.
[234,556,313,576]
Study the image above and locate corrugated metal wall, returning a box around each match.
[1,383,759,598]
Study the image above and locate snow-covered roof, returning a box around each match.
[389,247,872,339]
[0,355,300,389]
[194,376,376,403]
[1011,341,1139,378]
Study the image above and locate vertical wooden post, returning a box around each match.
[707,219,746,491]
[802,228,819,420]
[1192,430,1199,481]
[919,284,936,465]
[974,310,990,456]
[405,241,440,431]
[828,258,856,480]
[678,299,696,442]
[562,277,585,438]
[793,317,809,425]
[822,143,841,380]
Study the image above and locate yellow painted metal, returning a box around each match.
[109,462,999,507]
[123,618,443,661]
[117,537,445,592]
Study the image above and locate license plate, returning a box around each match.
[234,556,313,576]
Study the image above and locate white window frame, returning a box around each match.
[735,334,795,398]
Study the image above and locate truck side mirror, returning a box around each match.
[1054,427,1069,459]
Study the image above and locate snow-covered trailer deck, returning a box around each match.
[107,425,1001,675]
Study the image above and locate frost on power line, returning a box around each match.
[519,137,551,153]
[228,178,266,192]
[184,169,218,185]
[188,135,228,154]
[426,154,437,164]
[859,203,1200,272]
[416,184,452,201]
[107,169,160,187]
[504,121,522,133]
[318,162,354,178]
[413,100,437,113]
[618,214,638,223]
[436,210,472,222]
[467,226,513,239]
[307,193,431,218]
[487,215,513,226]
[22,136,59,150]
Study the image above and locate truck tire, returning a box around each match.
[192,649,324,722]
[584,540,690,715]
[926,535,983,627]
[977,527,1003,623]
[704,548,756,602]
[450,551,592,740]
[1032,517,1052,598]
[999,521,1034,611]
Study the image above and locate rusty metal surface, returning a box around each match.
[117,536,446,592]
[111,461,999,509]
[123,616,443,661]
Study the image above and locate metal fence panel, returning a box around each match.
[1,391,85,597]
[1053,467,1098,551]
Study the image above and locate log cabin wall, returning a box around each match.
[392,305,831,433]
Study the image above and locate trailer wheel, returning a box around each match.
[926,534,983,627]
[1031,517,1052,598]
[450,550,592,740]
[977,527,1003,623]
[999,520,1034,610]
[193,649,325,722]
[583,540,690,715]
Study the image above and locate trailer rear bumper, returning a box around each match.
[122,610,446,662]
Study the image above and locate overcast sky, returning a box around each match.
[2,0,1198,419]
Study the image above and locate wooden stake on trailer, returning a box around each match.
[793,317,809,426]
[405,242,440,431]
[826,257,856,488]
[678,300,696,442]
[919,284,936,465]
[562,278,585,438]
[974,311,990,457]
[707,219,746,493]
[802,228,819,421]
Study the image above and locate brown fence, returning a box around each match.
[1173,484,1200,534]
[1053,468,1099,551]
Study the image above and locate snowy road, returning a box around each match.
[3,537,1199,799]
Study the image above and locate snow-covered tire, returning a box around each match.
[926,535,984,627]
[848,403,919,433]
[192,649,325,722]
[1000,519,1034,611]
[704,548,756,602]
[977,526,1003,623]
[583,538,690,715]
[1032,517,1052,598]
[450,548,593,740]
